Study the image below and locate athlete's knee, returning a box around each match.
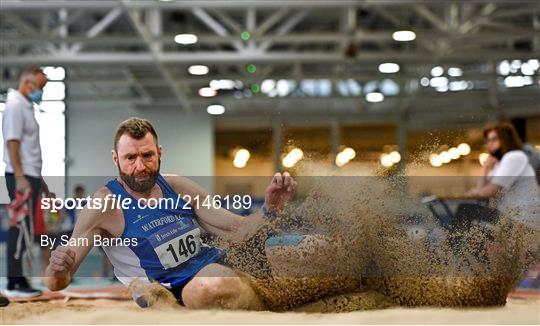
[182,277,241,309]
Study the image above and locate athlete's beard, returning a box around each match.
[118,161,160,193]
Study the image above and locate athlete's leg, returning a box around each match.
[181,263,265,310]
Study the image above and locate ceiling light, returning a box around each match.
[448,147,460,160]
[174,34,198,45]
[520,63,535,76]
[440,151,451,163]
[188,65,209,75]
[527,59,539,70]
[479,153,489,166]
[392,30,416,42]
[380,154,394,167]
[233,148,250,168]
[430,77,448,88]
[389,151,401,163]
[448,67,463,77]
[497,60,510,76]
[365,92,384,103]
[429,154,442,167]
[378,63,400,74]
[207,104,225,115]
[336,147,356,167]
[199,87,217,97]
[431,66,444,77]
[282,147,304,168]
[457,143,471,156]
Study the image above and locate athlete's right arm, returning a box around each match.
[44,188,111,291]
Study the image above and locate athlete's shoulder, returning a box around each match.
[94,186,113,198]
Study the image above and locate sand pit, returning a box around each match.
[1,297,539,325]
[211,177,539,312]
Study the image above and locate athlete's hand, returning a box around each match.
[264,172,297,213]
[48,246,76,275]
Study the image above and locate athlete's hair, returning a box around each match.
[483,122,523,154]
[114,117,158,151]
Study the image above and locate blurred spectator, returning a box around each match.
[465,123,539,230]
[2,66,54,298]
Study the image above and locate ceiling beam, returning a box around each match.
[2,30,537,46]
[120,3,192,111]
[70,8,122,53]
[3,50,538,65]
[4,1,502,10]
[192,7,244,51]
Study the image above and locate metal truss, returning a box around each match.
[0,0,539,122]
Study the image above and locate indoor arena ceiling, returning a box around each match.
[1,0,539,129]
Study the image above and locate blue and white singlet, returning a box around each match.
[102,174,223,289]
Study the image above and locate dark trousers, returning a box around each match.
[5,173,41,287]
[453,203,499,230]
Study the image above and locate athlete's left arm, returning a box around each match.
[166,173,296,242]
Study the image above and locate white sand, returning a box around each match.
[2,298,538,325]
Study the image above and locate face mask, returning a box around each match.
[28,89,43,103]
[490,148,504,161]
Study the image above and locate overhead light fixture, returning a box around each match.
[429,154,442,167]
[497,60,510,76]
[479,153,489,166]
[431,66,444,77]
[282,148,304,168]
[504,76,526,88]
[174,34,198,45]
[365,92,384,103]
[447,67,463,77]
[380,154,394,167]
[430,77,448,88]
[198,87,217,97]
[389,151,401,163]
[378,63,400,74]
[188,65,209,75]
[209,79,236,90]
[520,63,535,76]
[528,59,539,70]
[392,30,416,42]
[510,60,522,73]
[207,104,225,115]
[449,81,468,92]
[440,151,451,163]
[457,143,471,156]
[335,147,356,167]
[448,147,460,160]
[233,148,250,168]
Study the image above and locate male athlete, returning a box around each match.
[45,117,296,310]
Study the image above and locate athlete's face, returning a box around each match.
[113,133,162,193]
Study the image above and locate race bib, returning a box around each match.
[149,221,202,270]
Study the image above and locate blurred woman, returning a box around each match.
[466,123,539,230]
